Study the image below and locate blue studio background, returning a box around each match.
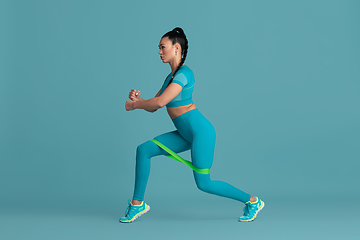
[1,0,359,239]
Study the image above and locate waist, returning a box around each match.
[166,98,193,107]
[167,103,197,120]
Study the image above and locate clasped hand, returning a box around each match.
[125,89,141,111]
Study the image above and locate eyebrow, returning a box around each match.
[158,44,165,47]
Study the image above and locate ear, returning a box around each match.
[174,43,181,52]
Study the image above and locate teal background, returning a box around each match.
[1,0,359,239]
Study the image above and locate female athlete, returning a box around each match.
[121,27,264,223]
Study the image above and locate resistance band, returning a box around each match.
[152,139,210,174]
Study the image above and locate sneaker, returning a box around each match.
[238,197,264,222]
[119,200,150,223]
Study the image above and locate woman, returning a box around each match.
[121,27,264,223]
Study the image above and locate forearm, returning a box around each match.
[134,97,162,112]
[134,97,155,112]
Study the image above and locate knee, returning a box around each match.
[194,174,212,193]
[136,140,158,158]
[196,181,210,193]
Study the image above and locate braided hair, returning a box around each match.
[162,27,188,87]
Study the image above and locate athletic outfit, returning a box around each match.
[120,65,264,223]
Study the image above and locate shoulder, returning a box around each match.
[175,65,194,81]
[172,65,194,88]
[177,65,193,76]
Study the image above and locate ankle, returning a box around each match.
[249,196,257,203]
[132,200,143,206]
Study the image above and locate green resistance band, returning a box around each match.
[152,139,210,174]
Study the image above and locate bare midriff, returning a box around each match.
[167,103,197,120]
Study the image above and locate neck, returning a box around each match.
[169,57,182,74]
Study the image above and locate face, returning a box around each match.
[158,37,178,63]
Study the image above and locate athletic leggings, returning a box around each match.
[133,108,251,203]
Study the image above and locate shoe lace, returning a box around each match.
[242,203,251,216]
[124,199,133,217]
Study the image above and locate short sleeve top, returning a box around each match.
[159,65,195,107]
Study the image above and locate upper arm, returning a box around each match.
[171,72,187,88]
[157,83,183,107]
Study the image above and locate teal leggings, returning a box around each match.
[133,108,251,203]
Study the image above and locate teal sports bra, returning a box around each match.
[159,65,195,107]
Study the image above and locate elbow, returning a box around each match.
[157,98,166,109]
[158,103,165,109]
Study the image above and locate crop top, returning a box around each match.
[159,65,195,107]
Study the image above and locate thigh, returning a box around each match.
[154,130,192,155]
[191,135,216,169]
[190,116,216,170]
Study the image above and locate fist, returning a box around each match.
[129,89,141,101]
[125,100,135,111]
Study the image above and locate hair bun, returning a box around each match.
[173,27,184,35]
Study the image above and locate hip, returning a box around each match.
[171,108,216,142]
